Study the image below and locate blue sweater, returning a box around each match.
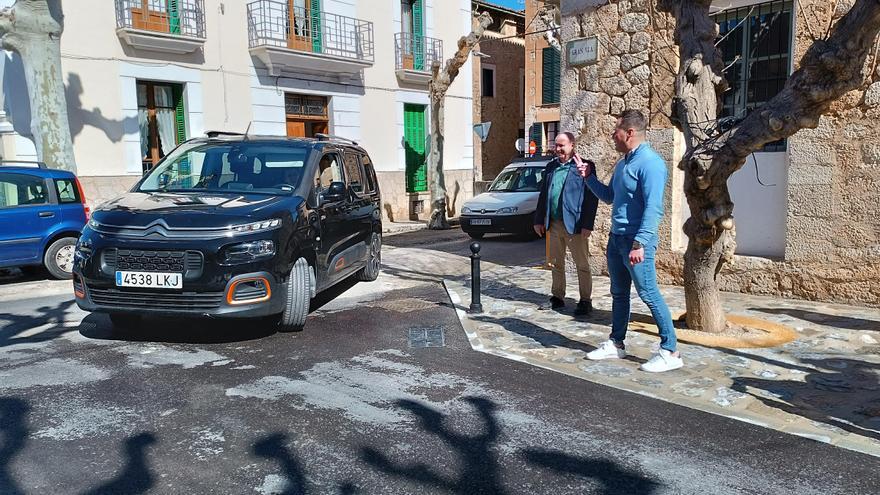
[585,143,667,246]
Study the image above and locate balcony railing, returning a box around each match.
[115,0,206,39]
[394,33,443,72]
[247,0,374,63]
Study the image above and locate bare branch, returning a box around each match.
[796,0,820,42]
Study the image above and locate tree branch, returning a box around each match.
[715,0,880,180]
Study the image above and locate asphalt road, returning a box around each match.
[1,229,878,494]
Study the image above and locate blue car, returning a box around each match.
[0,161,89,279]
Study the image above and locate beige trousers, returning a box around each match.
[547,219,592,301]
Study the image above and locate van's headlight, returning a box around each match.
[462,206,472,214]
[497,207,518,214]
[222,240,276,264]
[228,218,281,235]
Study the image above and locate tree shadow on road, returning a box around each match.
[0,300,78,348]
[361,396,507,494]
[521,449,661,495]
[0,398,28,495]
[253,433,309,495]
[81,432,157,495]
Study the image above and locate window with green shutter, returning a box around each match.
[542,47,561,105]
[311,0,322,53]
[172,84,187,145]
[403,104,427,193]
[168,0,181,35]
[412,0,424,70]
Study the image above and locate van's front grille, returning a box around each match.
[101,249,203,278]
[88,287,223,311]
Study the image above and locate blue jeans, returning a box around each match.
[606,234,677,352]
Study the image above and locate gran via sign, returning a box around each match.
[566,37,599,66]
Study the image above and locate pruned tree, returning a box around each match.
[0,0,75,172]
[537,4,561,52]
[427,11,493,230]
[657,0,880,332]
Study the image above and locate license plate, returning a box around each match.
[115,271,182,289]
[470,219,491,226]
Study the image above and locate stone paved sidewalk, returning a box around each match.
[442,262,880,458]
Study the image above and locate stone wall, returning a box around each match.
[561,0,880,308]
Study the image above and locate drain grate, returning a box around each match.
[408,326,446,348]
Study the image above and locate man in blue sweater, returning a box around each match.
[533,132,599,316]
[578,110,683,373]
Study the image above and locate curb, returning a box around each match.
[0,280,72,303]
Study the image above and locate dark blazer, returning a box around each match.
[533,157,599,235]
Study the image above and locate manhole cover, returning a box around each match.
[373,298,438,313]
[409,327,446,348]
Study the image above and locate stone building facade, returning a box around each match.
[560,0,880,307]
[472,1,526,190]
[525,0,562,155]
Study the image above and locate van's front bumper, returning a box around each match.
[459,213,535,235]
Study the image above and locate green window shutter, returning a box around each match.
[404,104,427,193]
[311,0,322,53]
[168,0,181,34]
[413,0,424,71]
[172,84,186,144]
[542,47,560,105]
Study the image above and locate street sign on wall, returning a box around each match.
[473,122,492,143]
[566,37,599,66]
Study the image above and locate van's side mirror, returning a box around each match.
[321,181,346,204]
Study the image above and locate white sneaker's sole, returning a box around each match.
[640,361,684,373]
[586,353,627,361]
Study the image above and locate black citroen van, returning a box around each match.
[73,134,381,332]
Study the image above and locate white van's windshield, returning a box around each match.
[488,166,545,192]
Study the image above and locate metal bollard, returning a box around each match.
[469,241,483,313]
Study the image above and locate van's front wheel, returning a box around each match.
[276,257,312,332]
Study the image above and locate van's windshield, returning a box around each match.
[488,166,545,192]
[139,142,313,195]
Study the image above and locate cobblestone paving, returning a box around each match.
[443,263,880,458]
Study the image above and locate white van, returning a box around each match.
[460,156,549,239]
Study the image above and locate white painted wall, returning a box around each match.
[678,152,789,258]
[0,0,474,195]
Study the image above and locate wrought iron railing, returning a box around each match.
[247,0,374,63]
[115,0,206,38]
[394,33,443,72]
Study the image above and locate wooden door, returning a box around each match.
[288,0,313,52]
[286,120,306,137]
[132,0,170,33]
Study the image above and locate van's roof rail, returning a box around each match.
[315,133,359,146]
[205,130,245,138]
[0,160,48,169]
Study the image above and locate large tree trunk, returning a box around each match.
[427,12,493,230]
[0,0,76,172]
[660,0,880,332]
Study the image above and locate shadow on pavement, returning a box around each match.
[81,432,158,495]
[748,307,880,332]
[0,398,28,495]
[79,314,277,344]
[0,300,78,348]
[253,433,309,495]
[522,449,661,495]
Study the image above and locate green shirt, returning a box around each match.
[549,161,572,220]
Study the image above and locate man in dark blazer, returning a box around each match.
[533,131,599,315]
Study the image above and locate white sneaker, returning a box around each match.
[587,340,627,360]
[640,349,684,373]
